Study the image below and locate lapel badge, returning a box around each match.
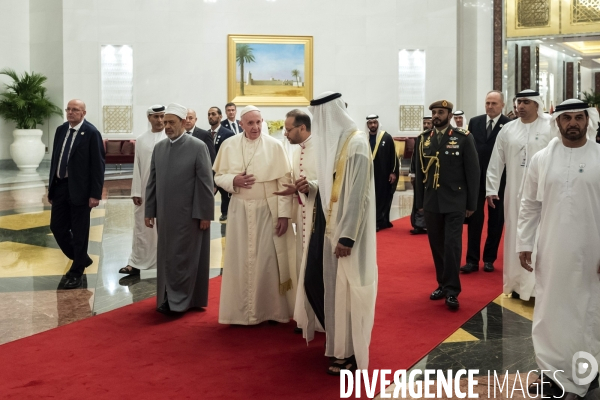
[382,141,385,146]
[499,124,503,128]
[81,131,85,135]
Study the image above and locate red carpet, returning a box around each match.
[0,216,503,399]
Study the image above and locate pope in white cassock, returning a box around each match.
[304,92,377,375]
[120,105,166,276]
[517,99,600,399]
[214,105,296,325]
[486,89,552,300]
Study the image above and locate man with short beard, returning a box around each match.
[366,114,398,231]
[120,105,166,276]
[414,100,479,310]
[145,103,214,314]
[408,116,432,234]
[517,99,600,399]
[486,89,552,301]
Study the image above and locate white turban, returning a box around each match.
[164,103,187,119]
[240,105,261,118]
[365,114,383,136]
[450,110,467,128]
[308,91,358,214]
[146,104,165,116]
[515,89,547,119]
[534,99,599,202]
[550,98,599,141]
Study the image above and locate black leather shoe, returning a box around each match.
[483,262,494,272]
[294,327,302,334]
[445,296,460,309]
[511,291,520,299]
[64,276,82,289]
[219,214,227,222]
[409,228,427,235]
[156,300,171,315]
[430,288,445,300]
[460,263,479,273]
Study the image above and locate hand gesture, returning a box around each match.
[389,173,397,184]
[334,242,352,258]
[295,177,309,194]
[132,197,142,206]
[145,217,155,228]
[89,198,100,208]
[233,171,256,189]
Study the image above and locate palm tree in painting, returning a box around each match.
[236,44,255,96]
[291,69,301,86]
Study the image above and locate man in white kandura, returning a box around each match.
[486,89,552,300]
[305,92,377,375]
[518,99,600,399]
[213,105,296,325]
[120,105,166,276]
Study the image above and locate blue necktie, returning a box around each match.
[58,128,76,178]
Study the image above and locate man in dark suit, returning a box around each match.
[208,106,235,221]
[184,109,216,163]
[461,90,510,274]
[48,99,105,289]
[415,100,479,310]
[221,102,242,135]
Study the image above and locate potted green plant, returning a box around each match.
[0,68,62,175]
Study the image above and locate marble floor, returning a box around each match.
[0,178,597,399]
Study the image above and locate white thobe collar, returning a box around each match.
[170,132,185,143]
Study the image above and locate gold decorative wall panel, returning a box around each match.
[562,0,600,34]
[103,106,133,134]
[517,0,551,27]
[507,0,600,37]
[572,0,600,23]
[506,0,560,37]
[399,105,423,131]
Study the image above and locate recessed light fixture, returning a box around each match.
[550,44,553,46]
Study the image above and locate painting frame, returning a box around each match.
[227,34,313,106]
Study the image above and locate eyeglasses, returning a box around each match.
[284,125,302,134]
[65,108,83,113]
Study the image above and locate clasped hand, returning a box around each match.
[234,172,256,189]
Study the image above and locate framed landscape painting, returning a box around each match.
[227,35,313,106]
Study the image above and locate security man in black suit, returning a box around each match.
[48,99,105,289]
[208,106,235,221]
[461,90,510,274]
[183,109,216,163]
[221,102,242,135]
[415,100,479,310]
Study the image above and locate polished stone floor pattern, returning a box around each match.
[0,178,597,399]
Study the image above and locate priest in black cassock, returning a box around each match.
[145,103,214,314]
[366,115,399,231]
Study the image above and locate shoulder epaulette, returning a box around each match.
[453,127,470,136]
[421,129,432,136]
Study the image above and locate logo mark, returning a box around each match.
[572,351,599,386]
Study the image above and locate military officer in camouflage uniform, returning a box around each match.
[414,100,480,310]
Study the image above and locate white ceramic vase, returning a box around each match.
[10,129,45,176]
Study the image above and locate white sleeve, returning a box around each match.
[131,146,142,198]
[486,128,507,197]
[516,153,542,253]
